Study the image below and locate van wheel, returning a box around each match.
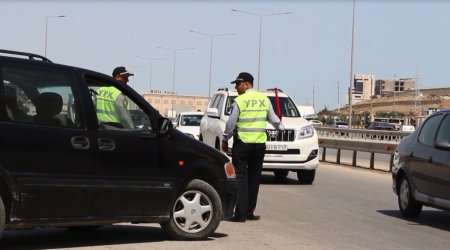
[0,196,5,240]
[398,175,422,218]
[297,169,315,184]
[161,179,222,240]
[274,170,289,180]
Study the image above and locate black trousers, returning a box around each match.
[232,139,266,217]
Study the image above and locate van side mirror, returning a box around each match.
[435,139,450,150]
[157,117,173,136]
[206,108,219,119]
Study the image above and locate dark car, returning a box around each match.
[365,121,396,131]
[0,49,237,240]
[392,109,450,218]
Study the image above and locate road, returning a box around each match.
[2,162,450,250]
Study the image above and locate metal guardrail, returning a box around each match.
[315,127,412,171]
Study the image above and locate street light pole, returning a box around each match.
[45,15,66,57]
[188,30,234,98]
[348,0,356,128]
[136,56,166,92]
[231,9,291,90]
[156,46,193,115]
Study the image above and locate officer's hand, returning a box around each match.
[221,141,228,152]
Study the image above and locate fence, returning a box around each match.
[315,127,412,171]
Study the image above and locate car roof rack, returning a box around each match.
[217,87,228,91]
[266,88,283,92]
[0,49,52,62]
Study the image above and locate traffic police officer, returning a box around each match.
[221,72,284,222]
[96,66,134,129]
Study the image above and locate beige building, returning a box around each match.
[350,75,416,105]
[351,74,376,103]
[375,78,416,96]
[141,90,209,117]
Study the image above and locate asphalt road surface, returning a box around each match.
[2,162,450,250]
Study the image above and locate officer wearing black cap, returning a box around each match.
[222,72,284,222]
[95,66,134,129]
[112,66,134,84]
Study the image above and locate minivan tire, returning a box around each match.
[0,196,5,240]
[161,179,222,240]
[297,169,316,184]
[398,175,422,218]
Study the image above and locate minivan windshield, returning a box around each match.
[225,96,300,117]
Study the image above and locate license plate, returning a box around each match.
[266,144,288,151]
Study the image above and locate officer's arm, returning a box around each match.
[267,102,285,130]
[222,102,239,142]
[115,94,134,129]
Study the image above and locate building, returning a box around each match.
[142,90,209,117]
[351,74,376,104]
[375,78,416,96]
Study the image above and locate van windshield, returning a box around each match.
[225,96,300,117]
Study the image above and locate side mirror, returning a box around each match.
[157,117,173,136]
[206,107,219,119]
[435,139,450,150]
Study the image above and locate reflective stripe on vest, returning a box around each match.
[235,91,270,143]
[96,87,121,123]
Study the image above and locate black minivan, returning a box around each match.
[0,49,237,240]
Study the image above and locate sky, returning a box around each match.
[2,0,450,111]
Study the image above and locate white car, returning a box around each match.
[200,88,319,184]
[309,119,323,127]
[400,125,415,132]
[174,111,203,140]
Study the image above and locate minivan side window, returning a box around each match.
[85,76,152,131]
[435,115,450,144]
[1,63,83,128]
[418,114,442,147]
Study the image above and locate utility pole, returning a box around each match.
[348,0,356,128]
[337,80,340,113]
[313,83,315,112]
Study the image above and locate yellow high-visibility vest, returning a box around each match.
[96,86,122,123]
[235,91,270,143]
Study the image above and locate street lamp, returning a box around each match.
[231,9,291,90]
[188,29,235,98]
[348,0,356,128]
[156,46,194,115]
[45,15,66,57]
[136,56,167,92]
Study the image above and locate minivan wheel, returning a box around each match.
[398,176,422,218]
[161,179,222,240]
[274,170,289,180]
[297,169,316,184]
[0,196,5,240]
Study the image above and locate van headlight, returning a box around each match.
[298,125,314,139]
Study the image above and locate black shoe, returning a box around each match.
[246,214,261,221]
[228,216,246,222]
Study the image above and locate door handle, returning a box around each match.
[71,136,90,150]
[98,138,116,151]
